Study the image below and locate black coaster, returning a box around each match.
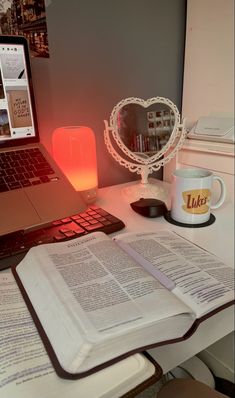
[163,211,216,228]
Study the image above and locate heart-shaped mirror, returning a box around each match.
[104,97,186,201]
[110,97,181,165]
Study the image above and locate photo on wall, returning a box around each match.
[0,0,49,58]
[5,86,32,128]
[0,53,25,79]
[0,109,10,137]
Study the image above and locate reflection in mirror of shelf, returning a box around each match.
[117,102,176,155]
[104,97,186,202]
[147,109,175,152]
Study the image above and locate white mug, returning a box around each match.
[171,168,226,224]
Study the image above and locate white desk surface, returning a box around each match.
[96,179,234,374]
[0,179,233,397]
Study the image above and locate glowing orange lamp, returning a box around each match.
[52,126,98,203]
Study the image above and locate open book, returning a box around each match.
[12,230,234,379]
[0,272,161,398]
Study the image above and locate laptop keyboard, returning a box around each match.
[0,147,56,192]
[0,205,125,271]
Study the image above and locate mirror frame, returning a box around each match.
[104,97,186,184]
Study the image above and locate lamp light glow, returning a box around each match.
[52,126,98,203]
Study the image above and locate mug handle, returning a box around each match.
[211,175,226,209]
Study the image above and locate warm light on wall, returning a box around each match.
[52,126,98,203]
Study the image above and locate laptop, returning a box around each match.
[0,35,86,236]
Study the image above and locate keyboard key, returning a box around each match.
[52,220,63,226]
[34,162,51,170]
[6,168,15,175]
[87,211,97,215]
[14,173,25,181]
[4,175,15,183]
[80,222,90,227]
[59,228,71,234]
[73,227,85,235]
[64,231,76,238]
[32,180,41,185]
[96,216,106,221]
[96,209,109,216]
[61,218,71,223]
[8,182,21,190]
[15,166,26,173]
[78,213,89,218]
[101,220,112,225]
[54,234,66,242]
[26,164,35,172]
[10,161,19,167]
[84,223,103,231]
[71,215,83,222]
[20,153,29,159]
[89,219,100,224]
[40,176,50,183]
[33,169,54,177]
[106,215,120,223]
[24,171,34,179]
[1,163,9,169]
[92,214,102,219]
[21,180,31,187]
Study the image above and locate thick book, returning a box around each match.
[12,230,234,379]
[0,273,162,398]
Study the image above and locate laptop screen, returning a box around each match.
[0,36,39,149]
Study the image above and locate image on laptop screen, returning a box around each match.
[0,42,36,143]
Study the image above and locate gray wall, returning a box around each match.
[31,0,186,187]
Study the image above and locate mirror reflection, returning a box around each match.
[117,104,175,155]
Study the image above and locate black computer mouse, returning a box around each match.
[130,198,168,218]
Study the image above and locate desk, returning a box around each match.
[96,179,234,376]
[0,179,234,397]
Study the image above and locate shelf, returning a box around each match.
[182,138,234,157]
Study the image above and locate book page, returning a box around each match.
[0,273,155,398]
[114,231,234,317]
[16,232,192,373]
[0,272,56,397]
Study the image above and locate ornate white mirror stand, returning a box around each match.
[104,97,186,201]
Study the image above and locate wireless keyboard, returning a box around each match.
[0,205,125,271]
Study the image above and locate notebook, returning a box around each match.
[0,35,86,236]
